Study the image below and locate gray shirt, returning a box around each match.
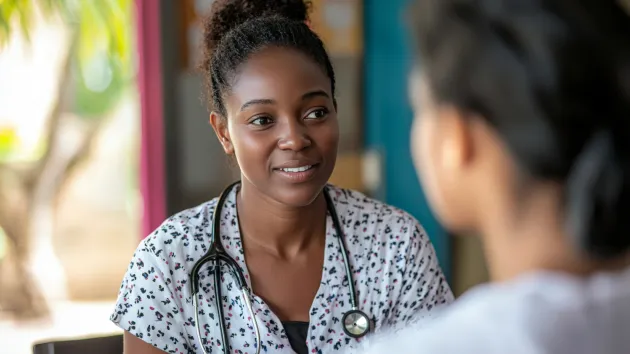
[349,266,630,354]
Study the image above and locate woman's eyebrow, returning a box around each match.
[301,89,329,101]
[240,98,275,112]
[240,90,329,112]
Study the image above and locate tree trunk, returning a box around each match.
[0,28,106,320]
[0,222,50,319]
[27,116,105,306]
[0,170,49,319]
[0,119,104,319]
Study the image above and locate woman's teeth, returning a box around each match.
[280,165,313,173]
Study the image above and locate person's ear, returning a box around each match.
[437,106,474,171]
[209,112,234,155]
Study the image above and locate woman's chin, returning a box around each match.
[240,169,332,208]
[273,184,326,208]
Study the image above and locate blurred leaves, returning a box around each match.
[0,0,135,117]
[73,53,127,118]
[0,0,68,46]
[0,126,18,160]
[0,226,6,261]
[74,0,133,80]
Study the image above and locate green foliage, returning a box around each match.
[0,0,134,118]
[0,226,6,261]
[0,126,18,160]
[0,0,35,43]
[0,0,72,49]
[73,0,133,80]
[73,53,128,118]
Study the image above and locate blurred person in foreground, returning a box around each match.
[348,0,630,353]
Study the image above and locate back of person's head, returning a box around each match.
[200,0,335,117]
[409,0,630,260]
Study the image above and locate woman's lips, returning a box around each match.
[273,164,319,183]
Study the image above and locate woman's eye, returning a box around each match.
[250,116,273,126]
[305,108,328,120]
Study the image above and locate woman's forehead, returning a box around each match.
[229,47,332,101]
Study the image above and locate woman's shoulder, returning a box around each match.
[112,198,221,315]
[140,198,220,264]
[111,198,224,352]
[345,284,501,354]
[354,270,630,354]
[327,184,425,233]
[157,198,219,235]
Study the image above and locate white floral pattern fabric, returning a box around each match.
[111,185,453,353]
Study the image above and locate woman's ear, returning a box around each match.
[209,112,234,155]
[437,106,474,171]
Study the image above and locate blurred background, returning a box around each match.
[0,0,487,352]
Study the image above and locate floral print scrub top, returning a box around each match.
[111,184,454,354]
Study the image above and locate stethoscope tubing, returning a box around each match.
[322,189,359,311]
[190,182,368,354]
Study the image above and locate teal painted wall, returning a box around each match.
[363,0,451,280]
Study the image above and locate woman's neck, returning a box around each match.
[236,181,327,260]
[481,192,630,283]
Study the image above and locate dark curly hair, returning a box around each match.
[199,0,335,117]
[410,0,630,259]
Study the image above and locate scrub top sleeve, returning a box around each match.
[110,235,194,354]
[387,221,454,327]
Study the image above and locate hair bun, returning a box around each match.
[204,0,312,51]
[565,130,630,259]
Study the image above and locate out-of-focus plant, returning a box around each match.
[0,126,19,161]
[0,0,134,319]
[1,0,134,118]
[0,227,7,261]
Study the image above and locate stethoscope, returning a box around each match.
[190,181,370,354]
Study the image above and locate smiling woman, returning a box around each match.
[110,1,453,353]
[213,46,339,206]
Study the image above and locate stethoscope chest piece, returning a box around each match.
[342,309,370,338]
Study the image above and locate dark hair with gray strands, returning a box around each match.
[410,0,630,259]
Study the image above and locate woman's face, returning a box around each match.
[212,46,338,207]
[409,71,476,231]
[410,69,522,234]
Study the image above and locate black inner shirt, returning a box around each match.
[282,321,309,354]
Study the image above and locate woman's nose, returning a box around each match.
[277,120,312,151]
